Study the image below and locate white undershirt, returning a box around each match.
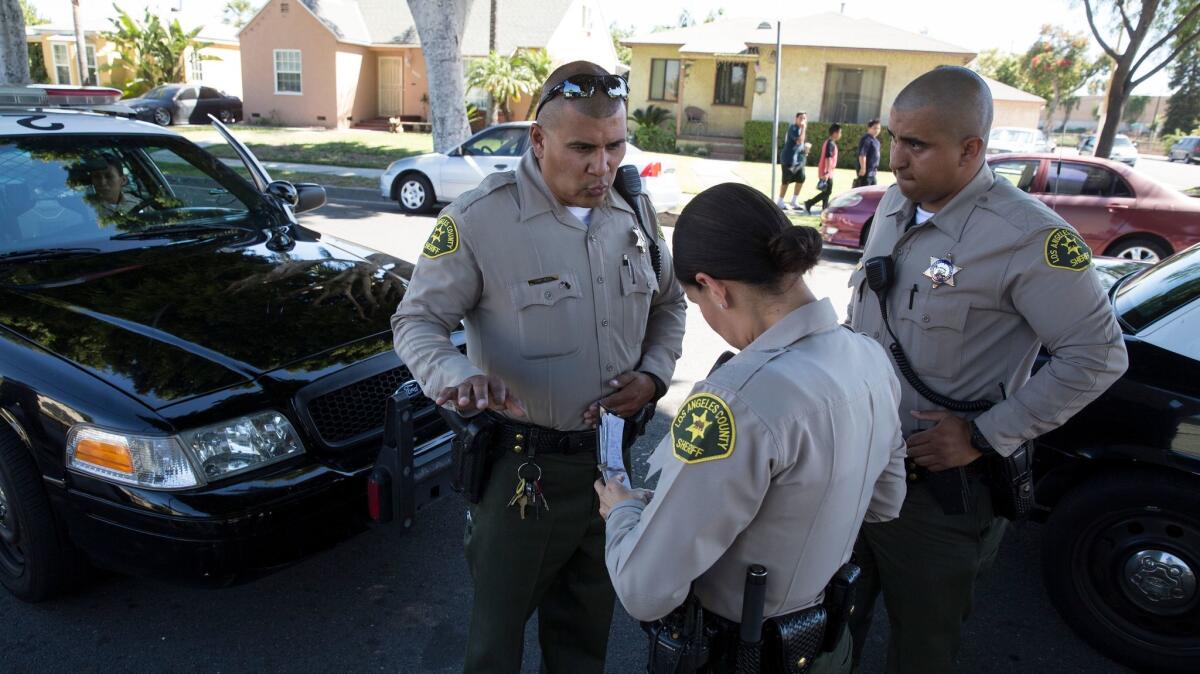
[915,206,935,225]
[566,206,593,227]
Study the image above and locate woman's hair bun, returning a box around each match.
[767,225,822,275]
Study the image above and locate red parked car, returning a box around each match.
[821,154,1200,263]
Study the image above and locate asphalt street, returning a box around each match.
[0,189,1155,673]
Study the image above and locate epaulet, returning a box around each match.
[455,170,517,215]
[708,349,787,392]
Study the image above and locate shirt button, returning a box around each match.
[873,331,880,339]
[597,275,605,284]
[922,314,931,323]
[544,291,553,300]
[606,364,615,372]
[601,319,609,327]
[589,235,598,242]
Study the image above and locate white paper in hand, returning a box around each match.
[598,408,628,483]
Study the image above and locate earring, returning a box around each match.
[719,302,728,310]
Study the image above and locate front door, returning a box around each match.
[379,57,403,117]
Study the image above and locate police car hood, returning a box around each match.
[0,231,412,408]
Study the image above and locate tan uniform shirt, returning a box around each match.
[605,300,907,622]
[391,151,687,431]
[847,164,1128,454]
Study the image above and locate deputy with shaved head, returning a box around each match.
[392,61,686,673]
[845,66,1127,673]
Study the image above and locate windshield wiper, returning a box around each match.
[0,247,101,263]
[111,223,251,240]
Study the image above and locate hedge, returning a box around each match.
[744,120,891,171]
[633,124,677,153]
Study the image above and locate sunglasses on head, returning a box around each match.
[534,74,629,119]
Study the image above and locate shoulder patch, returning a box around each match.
[1044,228,1091,271]
[672,393,736,464]
[423,215,460,259]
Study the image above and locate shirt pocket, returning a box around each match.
[620,250,658,344]
[510,271,584,359]
[899,292,970,380]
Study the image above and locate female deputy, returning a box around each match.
[596,183,907,673]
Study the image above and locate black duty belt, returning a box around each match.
[904,457,986,484]
[492,422,597,456]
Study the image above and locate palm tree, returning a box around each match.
[515,49,552,119]
[630,105,673,129]
[1,0,31,85]
[466,51,538,124]
[104,7,214,96]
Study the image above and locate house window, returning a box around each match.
[274,49,302,94]
[649,59,679,102]
[51,43,70,84]
[189,50,204,82]
[713,61,747,107]
[820,65,885,124]
[85,44,97,85]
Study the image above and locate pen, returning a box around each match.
[622,254,634,285]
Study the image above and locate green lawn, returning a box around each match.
[174,125,433,169]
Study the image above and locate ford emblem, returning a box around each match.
[398,380,423,400]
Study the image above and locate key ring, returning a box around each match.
[517,461,542,482]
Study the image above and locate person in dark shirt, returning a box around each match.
[855,119,882,187]
[776,112,808,210]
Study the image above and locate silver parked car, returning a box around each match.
[379,122,682,214]
[987,126,1056,154]
[1078,133,1139,166]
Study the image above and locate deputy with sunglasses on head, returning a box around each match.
[392,62,687,674]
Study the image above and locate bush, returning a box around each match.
[633,124,677,153]
[744,120,891,171]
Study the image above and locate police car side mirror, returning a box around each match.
[293,183,326,214]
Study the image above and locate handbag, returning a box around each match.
[817,178,829,191]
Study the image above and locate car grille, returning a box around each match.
[305,366,444,448]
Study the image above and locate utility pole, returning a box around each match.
[72,0,89,85]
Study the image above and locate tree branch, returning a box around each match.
[1116,0,1136,37]
[1083,0,1120,59]
[1131,28,1200,87]
[1130,2,1200,76]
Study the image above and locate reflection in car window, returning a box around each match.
[1047,162,1133,198]
[0,135,265,254]
[1115,252,1200,331]
[463,127,527,157]
[177,87,197,101]
[991,160,1039,193]
[199,87,222,100]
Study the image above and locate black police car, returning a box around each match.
[0,90,453,602]
[1034,247,1200,673]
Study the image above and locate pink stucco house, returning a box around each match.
[238,0,619,129]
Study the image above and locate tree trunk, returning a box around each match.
[0,0,31,85]
[72,0,89,85]
[1096,56,1135,159]
[407,0,473,153]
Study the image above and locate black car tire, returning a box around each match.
[394,173,435,214]
[152,108,172,127]
[1042,469,1200,673]
[0,429,76,602]
[1106,235,1172,264]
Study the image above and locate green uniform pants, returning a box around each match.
[848,474,1007,674]
[463,446,614,674]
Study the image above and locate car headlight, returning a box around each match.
[829,193,863,209]
[67,411,304,490]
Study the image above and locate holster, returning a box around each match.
[985,442,1034,521]
[764,605,826,674]
[820,562,860,652]
[623,402,656,450]
[437,409,499,504]
[907,459,973,516]
[644,592,711,674]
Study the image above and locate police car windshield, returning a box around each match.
[0,135,266,257]
[1113,249,1200,331]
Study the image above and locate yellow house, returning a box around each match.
[624,13,1009,144]
[24,23,243,97]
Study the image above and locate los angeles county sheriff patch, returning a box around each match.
[672,393,736,464]
[423,215,460,259]
[1044,228,1091,271]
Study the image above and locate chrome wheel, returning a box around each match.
[152,108,171,126]
[1115,246,1161,263]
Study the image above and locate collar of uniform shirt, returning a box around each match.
[885,162,996,243]
[514,151,634,225]
[743,298,839,353]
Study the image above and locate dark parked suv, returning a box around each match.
[0,90,452,601]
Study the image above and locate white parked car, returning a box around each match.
[1078,133,1139,166]
[987,127,1056,154]
[379,121,682,214]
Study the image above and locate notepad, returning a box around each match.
[597,408,628,484]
